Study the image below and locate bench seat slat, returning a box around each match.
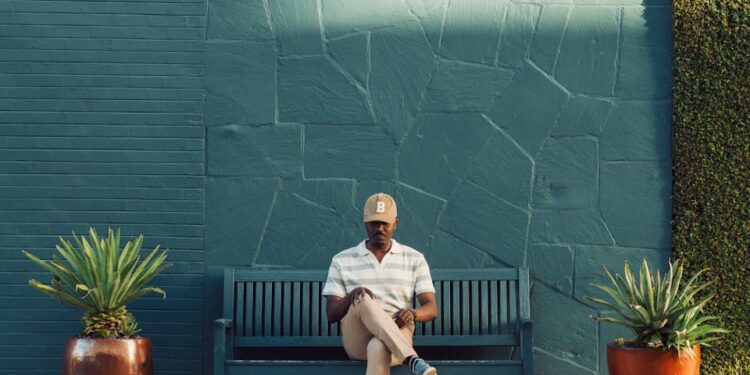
[226,359,523,366]
[226,359,521,366]
[225,359,524,375]
[234,334,519,348]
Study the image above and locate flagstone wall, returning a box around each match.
[203,1,673,374]
[0,0,673,374]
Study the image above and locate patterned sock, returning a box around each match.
[407,356,435,375]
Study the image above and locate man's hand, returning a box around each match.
[348,287,377,305]
[392,308,415,328]
[326,288,377,323]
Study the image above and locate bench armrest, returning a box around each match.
[520,318,533,375]
[215,318,233,328]
[213,319,233,375]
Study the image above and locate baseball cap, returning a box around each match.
[363,193,397,224]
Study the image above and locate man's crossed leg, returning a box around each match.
[341,294,437,375]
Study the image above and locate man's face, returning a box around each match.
[365,220,398,247]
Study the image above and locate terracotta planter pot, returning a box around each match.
[607,343,701,375]
[62,337,153,375]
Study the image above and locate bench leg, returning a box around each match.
[521,320,533,375]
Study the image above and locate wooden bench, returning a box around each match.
[214,267,533,375]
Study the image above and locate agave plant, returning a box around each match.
[586,259,728,357]
[24,227,171,339]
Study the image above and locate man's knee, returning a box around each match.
[352,293,378,309]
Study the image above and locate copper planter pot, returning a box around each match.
[607,343,701,375]
[62,337,153,375]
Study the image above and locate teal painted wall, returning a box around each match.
[0,1,206,374]
[0,0,672,374]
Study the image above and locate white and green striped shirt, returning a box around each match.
[322,239,435,314]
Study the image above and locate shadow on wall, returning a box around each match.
[202,1,673,374]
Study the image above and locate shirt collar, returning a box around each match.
[356,239,402,255]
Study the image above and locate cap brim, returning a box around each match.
[363,213,396,224]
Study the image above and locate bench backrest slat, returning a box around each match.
[508,280,517,334]
[489,280,499,335]
[311,282,320,336]
[249,283,256,336]
[228,268,525,346]
[500,281,509,333]
[236,281,245,336]
[480,280,489,334]
[431,281,442,335]
[266,282,273,336]
[470,280,478,335]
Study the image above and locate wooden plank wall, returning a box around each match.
[0,0,206,373]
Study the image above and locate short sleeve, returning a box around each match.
[414,255,435,295]
[322,260,346,297]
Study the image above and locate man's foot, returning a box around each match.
[407,356,437,375]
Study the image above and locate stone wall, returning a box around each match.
[0,0,673,374]
[204,1,673,374]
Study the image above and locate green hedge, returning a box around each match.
[673,0,749,374]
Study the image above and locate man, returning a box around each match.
[322,192,438,375]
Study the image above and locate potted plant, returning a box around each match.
[586,259,728,375]
[24,227,171,375]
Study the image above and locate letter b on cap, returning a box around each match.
[376,201,385,213]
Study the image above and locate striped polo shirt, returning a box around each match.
[322,239,435,314]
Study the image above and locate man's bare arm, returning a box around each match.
[392,291,438,328]
[326,287,376,323]
[414,292,437,322]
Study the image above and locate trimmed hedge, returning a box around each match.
[673,0,749,374]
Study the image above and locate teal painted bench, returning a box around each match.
[214,267,533,375]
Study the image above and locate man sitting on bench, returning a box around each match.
[322,192,439,375]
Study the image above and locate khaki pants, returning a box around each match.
[341,295,417,375]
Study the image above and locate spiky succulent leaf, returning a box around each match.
[24,227,172,338]
[120,312,141,338]
[587,259,728,354]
